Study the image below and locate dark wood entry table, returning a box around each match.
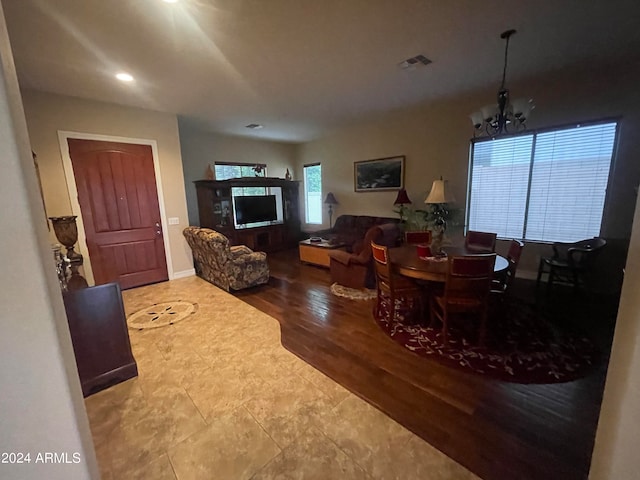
[389,245,509,282]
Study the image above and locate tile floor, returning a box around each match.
[85,276,477,479]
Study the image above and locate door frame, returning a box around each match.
[58,131,173,285]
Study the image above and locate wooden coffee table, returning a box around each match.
[299,239,346,268]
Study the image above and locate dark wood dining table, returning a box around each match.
[389,245,509,282]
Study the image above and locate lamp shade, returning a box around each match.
[393,188,412,205]
[324,192,339,205]
[424,178,455,204]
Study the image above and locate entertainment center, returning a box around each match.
[194,177,301,252]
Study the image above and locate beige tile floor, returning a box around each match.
[85,276,478,480]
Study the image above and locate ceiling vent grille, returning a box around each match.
[245,123,264,129]
[399,54,432,70]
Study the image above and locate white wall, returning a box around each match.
[297,61,640,283]
[178,120,297,225]
[0,3,98,478]
[21,90,194,279]
[590,190,640,478]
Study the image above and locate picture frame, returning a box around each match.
[354,155,405,192]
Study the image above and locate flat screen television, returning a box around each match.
[234,195,278,225]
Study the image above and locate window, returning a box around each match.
[215,162,266,196]
[214,162,266,180]
[467,120,618,243]
[304,163,322,224]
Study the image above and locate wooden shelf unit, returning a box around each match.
[194,177,301,252]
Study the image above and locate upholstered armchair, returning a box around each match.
[183,227,269,291]
[328,223,401,289]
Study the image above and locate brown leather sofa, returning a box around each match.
[328,223,402,289]
[314,214,401,253]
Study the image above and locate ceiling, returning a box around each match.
[4,0,640,143]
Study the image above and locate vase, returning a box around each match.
[430,228,445,256]
[205,164,215,180]
[49,216,80,259]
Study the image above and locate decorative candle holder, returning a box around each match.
[49,216,88,290]
[49,216,80,259]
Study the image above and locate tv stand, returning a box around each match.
[194,177,301,252]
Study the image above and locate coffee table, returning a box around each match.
[299,239,347,268]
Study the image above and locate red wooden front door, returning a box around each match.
[68,139,168,289]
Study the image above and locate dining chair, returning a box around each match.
[536,237,607,291]
[465,231,497,253]
[371,241,425,323]
[492,239,525,295]
[430,254,496,345]
[405,230,432,245]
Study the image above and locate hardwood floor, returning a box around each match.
[234,249,617,480]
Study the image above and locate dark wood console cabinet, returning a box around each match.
[194,177,301,252]
[63,282,137,397]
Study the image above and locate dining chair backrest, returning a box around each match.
[405,230,432,245]
[465,231,497,253]
[553,237,607,268]
[371,241,391,282]
[503,239,525,290]
[444,254,496,300]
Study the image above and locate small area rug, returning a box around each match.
[330,283,377,301]
[374,294,599,383]
[127,300,198,330]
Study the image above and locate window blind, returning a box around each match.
[467,121,617,243]
[526,123,616,242]
[468,135,533,238]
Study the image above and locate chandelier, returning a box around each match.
[470,29,534,137]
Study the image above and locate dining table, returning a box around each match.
[388,245,509,282]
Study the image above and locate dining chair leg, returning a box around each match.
[428,297,437,328]
[442,310,449,344]
[375,288,382,318]
[390,292,396,322]
[536,259,545,288]
[417,295,425,324]
[547,267,555,291]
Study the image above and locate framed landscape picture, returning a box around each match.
[354,155,405,192]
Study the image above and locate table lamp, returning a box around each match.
[393,188,412,223]
[424,177,455,254]
[324,192,339,228]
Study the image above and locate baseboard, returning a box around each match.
[172,268,196,280]
[516,269,538,281]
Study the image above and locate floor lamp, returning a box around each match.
[324,192,339,228]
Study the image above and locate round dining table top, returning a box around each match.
[389,245,509,282]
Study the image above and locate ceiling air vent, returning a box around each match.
[245,123,264,130]
[398,54,432,70]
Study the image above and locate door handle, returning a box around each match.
[155,222,162,236]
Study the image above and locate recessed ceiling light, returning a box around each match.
[115,72,134,82]
[163,0,179,3]
[245,123,264,130]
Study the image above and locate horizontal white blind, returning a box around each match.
[526,123,616,242]
[467,121,616,243]
[468,135,533,238]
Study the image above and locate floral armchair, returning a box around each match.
[183,227,269,291]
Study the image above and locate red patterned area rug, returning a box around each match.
[374,294,600,383]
